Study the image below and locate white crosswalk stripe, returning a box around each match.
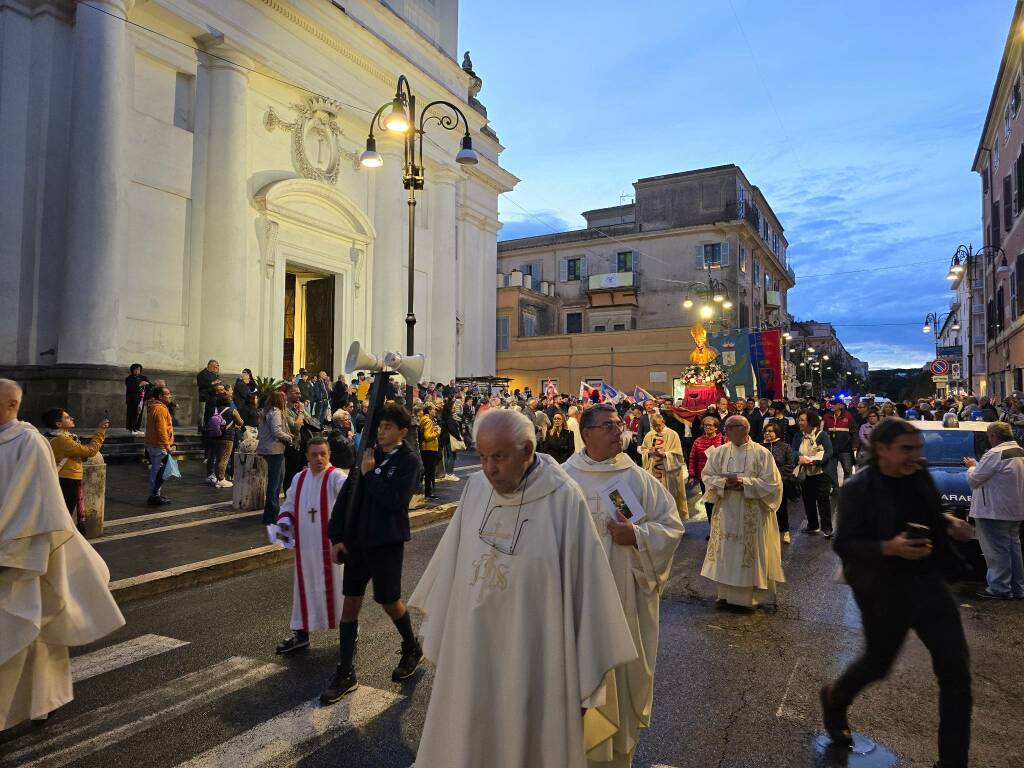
[174,685,403,768]
[70,634,189,682]
[1,657,281,768]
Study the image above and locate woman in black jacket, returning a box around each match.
[234,369,258,427]
[822,418,975,767]
[540,412,575,464]
[762,423,796,544]
[439,398,461,480]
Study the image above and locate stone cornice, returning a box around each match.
[0,0,73,21]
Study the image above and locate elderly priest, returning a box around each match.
[565,403,684,767]
[409,409,638,768]
[0,379,124,729]
[700,415,785,609]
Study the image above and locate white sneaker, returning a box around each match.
[132,430,145,437]
[445,474,459,482]
[216,479,234,488]
[206,474,217,484]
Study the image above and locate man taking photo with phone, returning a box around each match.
[823,417,974,768]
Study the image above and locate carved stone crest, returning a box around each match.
[265,97,345,184]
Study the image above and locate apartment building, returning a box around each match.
[494,165,796,394]
[973,1,1024,397]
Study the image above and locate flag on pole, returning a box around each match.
[544,379,558,405]
[600,382,623,403]
[580,381,600,402]
[632,386,655,404]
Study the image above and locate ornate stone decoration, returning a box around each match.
[264,97,346,184]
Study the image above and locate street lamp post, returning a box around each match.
[947,244,1004,395]
[921,311,957,356]
[679,272,736,326]
[360,75,480,404]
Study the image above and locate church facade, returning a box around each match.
[0,0,516,423]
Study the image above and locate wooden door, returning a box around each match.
[304,277,335,376]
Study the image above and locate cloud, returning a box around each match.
[498,211,579,241]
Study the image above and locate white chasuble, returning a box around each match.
[1,421,124,730]
[699,441,785,607]
[409,453,638,768]
[564,451,684,767]
[277,466,347,632]
[639,427,690,520]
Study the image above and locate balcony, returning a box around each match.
[586,271,638,308]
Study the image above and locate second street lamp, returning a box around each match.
[360,74,479,402]
[947,243,1004,394]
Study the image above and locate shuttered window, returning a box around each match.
[1004,176,1013,229]
[496,317,509,352]
[992,200,1002,248]
[566,312,583,334]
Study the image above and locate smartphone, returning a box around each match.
[905,522,931,540]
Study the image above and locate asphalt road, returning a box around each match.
[3,495,1022,768]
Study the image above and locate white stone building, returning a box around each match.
[0,0,516,423]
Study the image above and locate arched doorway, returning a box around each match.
[254,179,375,379]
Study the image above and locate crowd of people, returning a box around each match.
[8,365,1024,768]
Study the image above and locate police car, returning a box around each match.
[915,417,990,578]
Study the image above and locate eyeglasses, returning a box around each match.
[583,420,624,433]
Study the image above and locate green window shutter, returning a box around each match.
[559,256,568,282]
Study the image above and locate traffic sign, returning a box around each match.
[930,359,950,375]
[950,362,961,379]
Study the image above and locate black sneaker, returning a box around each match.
[823,530,833,539]
[820,684,853,750]
[320,665,358,705]
[147,495,171,506]
[392,641,423,681]
[275,632,309,654]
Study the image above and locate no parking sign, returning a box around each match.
[930,359,950,376]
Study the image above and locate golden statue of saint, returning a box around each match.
[689,321,719,365]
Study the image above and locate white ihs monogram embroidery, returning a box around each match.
[470,551,509,592]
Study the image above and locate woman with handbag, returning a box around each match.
[763,423,796,544]
[419,403,442,499]
[793,409,838,537]
[440,398,463,481]
[688,416,724,537]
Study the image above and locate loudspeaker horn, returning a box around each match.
[383,351,425,383]
[345,341,384,374]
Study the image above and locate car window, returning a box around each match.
[920,430,987,465]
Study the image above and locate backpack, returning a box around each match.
[207,407,230,438]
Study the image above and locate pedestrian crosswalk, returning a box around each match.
[1,633,407,768]
[70,634,189,682]
[174,687,402,768]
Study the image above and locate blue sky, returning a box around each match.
[459,1,1013,369]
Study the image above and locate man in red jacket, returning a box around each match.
[823,400,856,484]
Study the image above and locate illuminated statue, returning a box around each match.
[689,321,719,365]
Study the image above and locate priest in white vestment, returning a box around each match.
[272,438,347,654]
[564,404,684,768]
[700,415,785,609]
[0,380,125,730]
[639,413,690,521]
[409,409,637,768]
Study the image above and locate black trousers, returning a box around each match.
[283,446,304,492]
[801,473,832,532]
[775,497,789,533]
[125,401,142,432]
[421,450,439,497]
[59,477,81,521]
[700,481,714,518]
[832,575,971,768]
[836,450,854,483]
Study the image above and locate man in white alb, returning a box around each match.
[272,437,347,654]
[409,409,637,768]
[700,415,785,609]
[0,379,124,729]
[564,404,684,767]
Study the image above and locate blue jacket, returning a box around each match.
[792,428,838,488]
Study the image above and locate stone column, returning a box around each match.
[82,453,106,539]
[429,171,459,381]
[371,149,409,355]
[196,36,252,371]
[58,0,135,366]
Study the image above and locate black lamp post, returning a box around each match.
[921,311,957,355]
[947,244,1003,395]
[679,273,736,326]
[360,75,479,404]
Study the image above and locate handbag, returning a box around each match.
[449,434,467,452]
